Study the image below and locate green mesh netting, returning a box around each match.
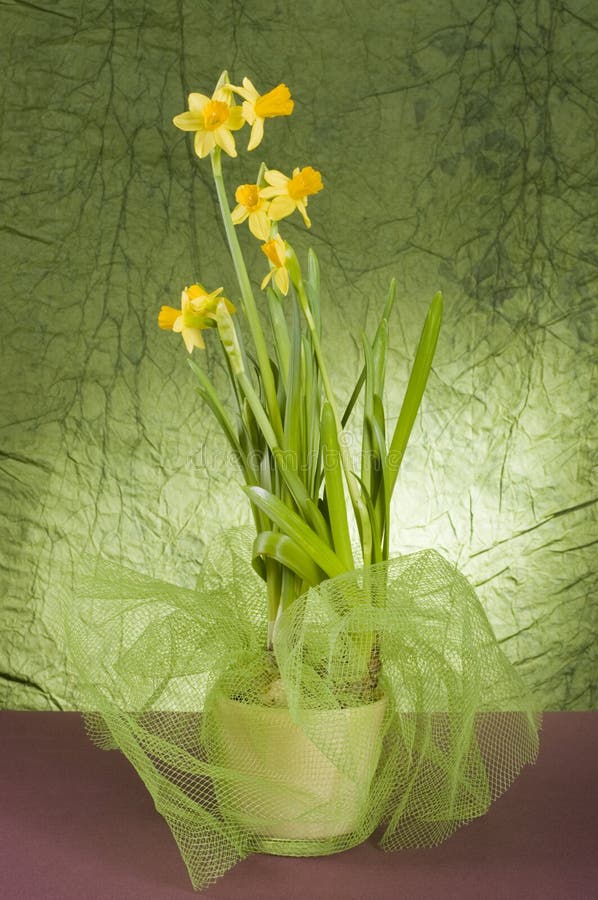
[64,528,541,892]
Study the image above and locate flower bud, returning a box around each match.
[284,242,302,291]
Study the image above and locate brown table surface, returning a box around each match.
[0,711,596,899]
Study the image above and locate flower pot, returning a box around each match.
[211,692,387,854]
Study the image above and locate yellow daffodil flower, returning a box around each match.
[230,77,294,151]
[231,183,272,241]
[158,284,236,353]
[172,73,244,159]
[259,166,323,228]
[260,235,290,296]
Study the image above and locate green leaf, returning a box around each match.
[369,394,390,559]
[305,248,322,336]
[189,359,273,538]
[341,367,365,430]
[372,316,388,398]
[321,401,354,569]
[264,556,281,623]
[341,277,397,428]
[280,567,302,614]
[360,331,376,494]
[371,393,387,498]
[234,369,322,532]
[304,497,332,544]
[302,333,322,498]
[267,287,291,389]
[252,531,324,587]
[259,447,274,493]
[241,396,263,461]
[352,472,383,564]
[188,359,245,468]
[244,486,347,579]
[283,299,303,470]
[387,290,443,498]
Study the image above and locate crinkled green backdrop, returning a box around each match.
[0,0,596,710]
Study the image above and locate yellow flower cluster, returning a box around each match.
[173,73,294,158]
[235,164,322,296]
[162,71,324,352]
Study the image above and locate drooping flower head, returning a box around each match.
[230,77,294,151]
[172,72,244,159]
[231,183,272,241]
[158,284,236,353]
[260,235,290,296]
[260,166,323,228]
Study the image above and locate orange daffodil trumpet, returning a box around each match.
[260,166,323,228]
[231,184,272,241]
[260,235,291,296]
[229,77,294,151]
[159,284,236,353]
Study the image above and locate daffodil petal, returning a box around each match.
[215,127,237,157]
[242,77,258,98]
[230,84,253,103]
[260,271,273,290]
[296,200,312,228]
[188,93,210,113]
[275,267,290,296]
[182,328,195,353]
[264,169,289,188]
[258,186,282,199]
[172,316,184,333]
[231,204,249,225]
[268,194,296,221]
[241,99,256,125]
[195,130,215,158]
[227,105,245,131]
[247,117,264,151]
[248,209,272,241]
[173,111,203,131]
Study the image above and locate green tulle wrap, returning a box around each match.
[64,528,541,891]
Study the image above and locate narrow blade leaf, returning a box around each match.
[387,290,443,497]
[253,531,325,587]
[244,486,347,578]
[267,287,291,389]
[321,401,354,569]
[341,277,397,427]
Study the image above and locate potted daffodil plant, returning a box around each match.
[158,69,442,849]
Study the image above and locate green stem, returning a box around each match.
[265,558,281,650]
[210,147,284,443]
